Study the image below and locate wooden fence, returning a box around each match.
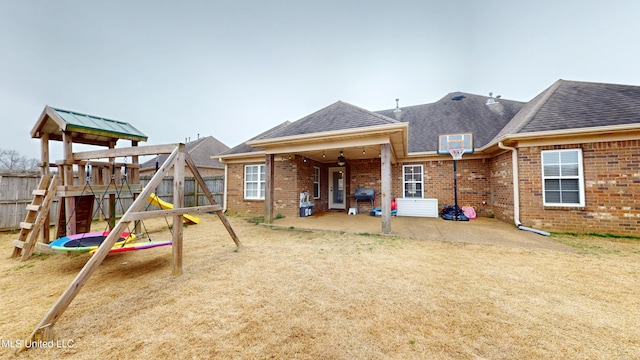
[0,171,224,231]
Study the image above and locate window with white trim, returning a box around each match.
[403,165,423,198]
[244,164,265,200]
[313,166,320,198]
[541,149,584,206]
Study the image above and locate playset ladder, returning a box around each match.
[11,174,59,260]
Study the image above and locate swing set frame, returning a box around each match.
[13,106,241,353]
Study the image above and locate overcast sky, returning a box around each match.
[2,0,640,162]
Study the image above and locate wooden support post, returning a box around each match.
[381,143,392,234]
[108,141,116,231]
[184,152,242,248]
[172,145,185,275]
[264,154,274,224]
[19,147,181,353]
[131,141,141,235]
[62,132,76,235]
[41,133,51,243]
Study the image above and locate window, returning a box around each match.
[244,164,265,199]
[403,165,423,198]
[541,149,584,206]
[313,166,320,198]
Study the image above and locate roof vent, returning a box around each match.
[451,94,466,101]
[393,98,403,120]
[393,98,401,113]
[486,92,498,105]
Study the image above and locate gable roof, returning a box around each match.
[141,136,229,170]
[376,93,525,152]
[31,106,147,146]
[219,120,293,156]
[493,79,640,143]
[221,79,640,160]
[254,101,400,140]
[221,101,401,156]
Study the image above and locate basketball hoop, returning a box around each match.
[449,147,466,161]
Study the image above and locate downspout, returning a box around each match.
[498,142,550,236]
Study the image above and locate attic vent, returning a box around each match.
[486,92,497,105]
[393,98,403,120]
[451,94,466,101]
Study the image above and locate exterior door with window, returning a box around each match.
[328,167,346,209]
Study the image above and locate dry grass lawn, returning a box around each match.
[1,214,639,359]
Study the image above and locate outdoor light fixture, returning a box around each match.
[337,151,345,166]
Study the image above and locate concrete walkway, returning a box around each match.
[271,211,576,252]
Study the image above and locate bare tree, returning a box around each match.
[0,148,39,170]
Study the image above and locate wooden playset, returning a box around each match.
[9,106,241,353]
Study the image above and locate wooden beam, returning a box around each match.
[62,131,76,235]
[56,184,143,197]
[19,146,181,352]
[381,143,392,234]
[172,146,185,275]
[73,143,178,161]
[108,141,116,231]
[124,205,222,221]
[264,154,274,223]
[41,133,50,243]
[184,152,242,248]
[56,159,141,168]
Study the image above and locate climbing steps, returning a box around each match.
[11,174,59,260]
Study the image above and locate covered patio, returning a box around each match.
[270,211,574,251]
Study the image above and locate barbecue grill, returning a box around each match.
[354,187,375,210]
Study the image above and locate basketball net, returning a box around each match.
[449,147,465,160]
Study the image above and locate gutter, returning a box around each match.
[498,142,550,236]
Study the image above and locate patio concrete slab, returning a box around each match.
[271,211,575,252]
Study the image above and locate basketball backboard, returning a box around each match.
[437,133,474,155]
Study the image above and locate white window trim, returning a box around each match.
[244,164,265,200]
[402,164,424,198]
[541,148,585,207]
[313,166,320,199]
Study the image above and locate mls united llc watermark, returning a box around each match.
[1,338,75,349]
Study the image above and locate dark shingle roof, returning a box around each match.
[219,121,292,156]
[255,101,399,140]
[221,101,399,156]
[141,136,229,170]
[493,80,640,141]
[222,79,640,158]
[376,93,525,152]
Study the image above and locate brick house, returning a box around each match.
[218,80,640,236]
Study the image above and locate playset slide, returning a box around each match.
[146,193,201,224]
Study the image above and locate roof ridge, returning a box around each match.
[187,136,210,151]
[49,106,130,125]
[336,100,400,124]
[508,79,564,134]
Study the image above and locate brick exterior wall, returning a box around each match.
[225,139,639,235]
[389,159,493,217]
[517,141,640,235]
[226,162,265,215]
[490,151,515,223]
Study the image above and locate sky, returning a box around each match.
[2,0,640,162]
